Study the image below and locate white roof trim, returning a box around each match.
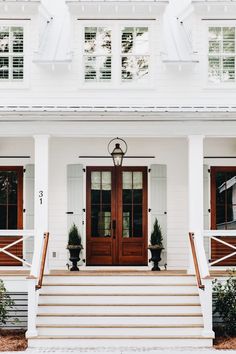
[1,105,236,113]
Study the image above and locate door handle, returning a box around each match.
[112,220,116,239]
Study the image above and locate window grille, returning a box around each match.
[208,27,235,83]
[121,27,149,82]
[84,27,112,82]
[0,26,24,81]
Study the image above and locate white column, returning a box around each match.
[188,135,210,277]
[31,135,50,277]
[188,135,204,273]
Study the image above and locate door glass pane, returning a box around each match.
[123,172,132,204]
[0,171,18,229]
[122,171,143,238]
[215,170,236,229]
[91,171,111,237]
[102,172,111,204]
[123,205,132,238]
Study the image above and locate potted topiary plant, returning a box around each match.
[148,218,164,271]
[67,224,83,271]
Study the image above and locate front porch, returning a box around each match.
[0,135,235,272]
[0,131,235,347]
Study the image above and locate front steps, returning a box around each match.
[28,272,214,348]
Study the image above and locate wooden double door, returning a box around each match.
[86,166,148,266]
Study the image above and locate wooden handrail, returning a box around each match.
[189,232,205,290]
[36,232,49,290]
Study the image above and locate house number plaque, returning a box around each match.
[39,190,44,205]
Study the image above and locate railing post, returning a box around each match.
[26,276,38,338]
[200,278,215,338]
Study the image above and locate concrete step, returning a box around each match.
[28,336,213,348]
[36,325,204,336]
[36,314,204,326]
[38,294,200,305]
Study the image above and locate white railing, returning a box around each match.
[204,230,236,268]
[0,230,49,338]
[0,230,35,268]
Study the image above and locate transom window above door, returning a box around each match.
[83,23,150,85]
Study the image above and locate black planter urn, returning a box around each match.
[148,247,163,271]
[68,246,82,271]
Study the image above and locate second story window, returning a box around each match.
[0,26,24,81]
[208,27,235,83]
[121,27,149,82]
[84,27,112,82]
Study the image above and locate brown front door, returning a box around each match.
[211,166,236,266]
[86,166,148,266]
[0,166,23,266]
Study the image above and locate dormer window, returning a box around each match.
[84,27,112,82]
[0,26,24,81]
[121,27,149,82]
[83,23,151,86]
[208,27,235,83]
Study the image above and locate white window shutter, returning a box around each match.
[24,164,34,263]
[150,164,167,266]
[67,165,84,238]
[204,165,210,261]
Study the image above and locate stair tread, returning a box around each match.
[38,303,201,306]
[36,324,204,328]
[38,313,203,317]
[39,293,199,296]
[42,283,197,286]
[29,335,214,339]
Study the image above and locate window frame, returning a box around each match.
[78,20,155,89]
[0,20,29,89]
[204,20,236,89]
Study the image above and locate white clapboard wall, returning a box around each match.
[150,164,167,267]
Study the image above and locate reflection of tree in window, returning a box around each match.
[121,27,149,82]
[84,27,112,82]
[216,172,236,229]
[209,27,235,83]
[0,172,18,229]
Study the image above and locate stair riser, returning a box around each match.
[41,285,198,295]
[43,276,196,285]
[38,295,200,305]
[37,316,203,326]
[37,327,203,336]
[28,338,213,348]
[38,305,201,315]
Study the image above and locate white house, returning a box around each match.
[0,0,236,348]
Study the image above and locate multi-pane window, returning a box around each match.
[208,27,235,83]
[84,27,112,82]
[0,26,24,81]
[121,27,149,82]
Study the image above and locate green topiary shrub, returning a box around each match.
[213,270,236,336]
[150,218,164,248]
[0,279,14,325]
[67,223,83,250]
